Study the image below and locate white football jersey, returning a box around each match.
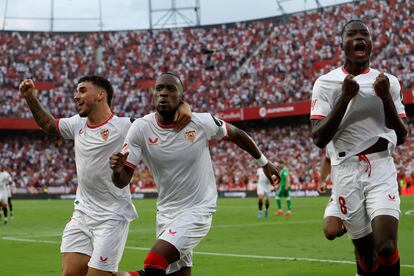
[0,171,12,194]
[311,66,406,165]
[123,112,228,215]
[57,114,137,222]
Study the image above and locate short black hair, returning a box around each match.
[161,72,185,92]
[340,18,366,38]
[77,75,114,107]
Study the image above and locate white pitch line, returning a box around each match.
[404,209,414,215]
[3,237,414,268]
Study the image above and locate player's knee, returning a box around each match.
[323,222,342,240]
[376,240,396,258]
[323,227,338,240]
[143,252,168,275]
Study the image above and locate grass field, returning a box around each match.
[0,196,413,275]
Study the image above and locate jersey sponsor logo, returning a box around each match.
[168,229,177,235]
[100,256,108,263]
[100,129,109,141]
[311,99,318,110]
[148,137,159,145]
[79,128,84,135]
[388,194,396,201]
[184,129,196,143]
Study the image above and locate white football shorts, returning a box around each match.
[60,209,130,273]
[157,209,213,274]
[0,191,7,204]
[257,181,273,197]
[331,150,400,240]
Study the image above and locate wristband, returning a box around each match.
[256,154,268,167]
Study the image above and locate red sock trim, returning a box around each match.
[144,252,169,271]
[377,248,399,266]
[128,272,140,276]
[358,257,379,273]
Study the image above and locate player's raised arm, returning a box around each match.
[226,123,281,184]
[19,79,58,135]
[110,152,134,189]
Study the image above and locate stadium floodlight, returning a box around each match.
[149,0,200,29]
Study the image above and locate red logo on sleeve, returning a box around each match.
[148,137,159,145]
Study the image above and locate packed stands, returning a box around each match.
[1,0,414,194]
[0,0,413,119]
[2,119,413,193]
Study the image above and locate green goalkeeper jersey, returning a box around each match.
[279,166,289,188]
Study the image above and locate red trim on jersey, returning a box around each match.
[310,115,326,120]
[125,161,137,170]
[128,272,140,276]
[86,113,114,129]
[399,113,407,118]
[224,122,229,138]
[155,114,174,129]
[56,119,63,137]
[341,66,370,75]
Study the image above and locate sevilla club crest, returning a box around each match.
[100,129,109,141]
[184,129,196,143]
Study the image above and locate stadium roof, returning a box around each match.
[0,0,353,32]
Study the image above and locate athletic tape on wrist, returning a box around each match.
[256,154,268,167]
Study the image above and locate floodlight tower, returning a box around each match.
[148,0,200,29]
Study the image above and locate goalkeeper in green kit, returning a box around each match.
[274,160,292,216]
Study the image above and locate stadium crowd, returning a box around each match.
[0,0,413,119]
[1,0,414,193]
[1,120,413,193]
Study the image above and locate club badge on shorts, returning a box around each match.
[184,129,196,143]
[100,129,109,141]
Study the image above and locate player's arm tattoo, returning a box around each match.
[24,94,58,136]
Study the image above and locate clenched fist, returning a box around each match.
[109,152,129,173]
[341,75,359,102]
[19,79,36,98]
[373,72,391,102]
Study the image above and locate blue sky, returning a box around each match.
[0,0,352,32]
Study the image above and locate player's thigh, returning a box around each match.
[365,157,400,222]
[61,252,90,276]
[89,219,130,273]
[157,211,212,274]
[61,211,93,257]
[331,163,372,239]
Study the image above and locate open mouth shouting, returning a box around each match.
[354,41,367,58]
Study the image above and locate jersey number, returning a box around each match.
[338,196,347,215]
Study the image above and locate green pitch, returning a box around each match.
[1,196,413,275]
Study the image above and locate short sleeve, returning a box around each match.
[122,120,144,170]
[310,78,332,120]
[57,115,82,140]
[198,113,228,141]
[388,76,406,118]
